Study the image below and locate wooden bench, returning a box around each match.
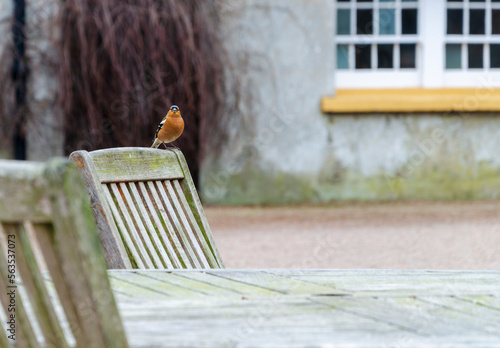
[70,147,224,269]
[0,158,128,347]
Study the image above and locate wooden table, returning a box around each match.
[109,269,500,347]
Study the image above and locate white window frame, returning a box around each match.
[334,0,500,89]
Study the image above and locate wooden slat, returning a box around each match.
[112,272,239,297]
[128,183,173,268]
[11,223,68,347]
[145,181,192,268]
[119,183,164,268]
[171,149,225,267]
[71,148,223,270]
[108,272,202,298]
[0,223,40,348]
[172,180,220,268]
[0,160,51,223]
[0,308,9,348]
[108,269,500,347]
[137,182,180,268]
[69,151,130,269]
[155,181,202,268]
[102,185,145,269]
[111,183,154,268]
[35,223,84,347]
[109,183,154,268]
[88,147,184,183]
[45,159,129,348]
[164,181,209,268]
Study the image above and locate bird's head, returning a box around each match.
[167,105,181,118]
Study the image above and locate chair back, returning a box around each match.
[0,159,128,348]
[70,147,224,269]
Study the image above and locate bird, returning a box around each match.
[151,105,184,148]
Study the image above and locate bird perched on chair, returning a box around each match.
[151,105,184,148]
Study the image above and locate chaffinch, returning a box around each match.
[151,105,184,148]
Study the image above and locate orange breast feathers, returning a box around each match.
[157,114,184,143]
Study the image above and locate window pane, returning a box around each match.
[357,9,373,35]
[377,44,393,68]
[402,0,417,2]
[357,0,372,2]
[447,9,463,34]
[337,45,349,69]
[492,10,500,34]
[402,9,418,34]
[379,9,395,35]
[491,44,500,68]
[338,0,350,1]
[355,44,371,69]
[400,44,416,68]
[337,9,351,35]
[469,10,485,35]
[470,0,485,2]
[447,0,463,2]
[446,44,462,69]
[468,44,483,68]
[380,0,395,2]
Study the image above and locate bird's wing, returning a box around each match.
[154,117,166,138]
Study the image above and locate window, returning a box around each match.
[334,0,500,89]
[335,0,420,88]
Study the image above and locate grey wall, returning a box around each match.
[25,0,64,161]
[0,1,14,159]
[0,0,63,160]
[200,0,500,204]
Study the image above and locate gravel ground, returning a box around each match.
[205,201,500,269]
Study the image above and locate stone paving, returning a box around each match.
[206,201,500,269]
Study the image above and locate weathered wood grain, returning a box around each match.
[164,180,209,267]
[71,147,224,270]
[0,160,51,223]
[136,182,179,268]
[0,224,39,348]
[69,151,130,269]
[144,181,190,268]
[13,223,68,347]
[173,179,220,267]
[104,269,500,348]
[0,158,130,348]
[45,159,129,348]
[172,149,224,268]
[87,147,184,183]
[156,180,203,268]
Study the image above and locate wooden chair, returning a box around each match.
[0,159,128,348]
[70,147,224,269]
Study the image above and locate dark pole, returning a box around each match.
[12,0,27,160]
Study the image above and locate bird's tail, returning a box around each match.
[151,138,161,148]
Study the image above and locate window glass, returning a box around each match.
[446,44,462,69]
[402,9,418,35]
[379,9,395,35]
[490,45,500,68]
[378,44,394,68]
[337,9,351,35]
[355,44,371,69]
[447,9,463,35]
[469,10,485,35]
[337,44,350,69]
[492,10,500,35]
[357,9,373,35]
[400,44,416,68]
[468,44,483,69]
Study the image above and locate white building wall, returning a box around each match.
[200,0,500,204]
